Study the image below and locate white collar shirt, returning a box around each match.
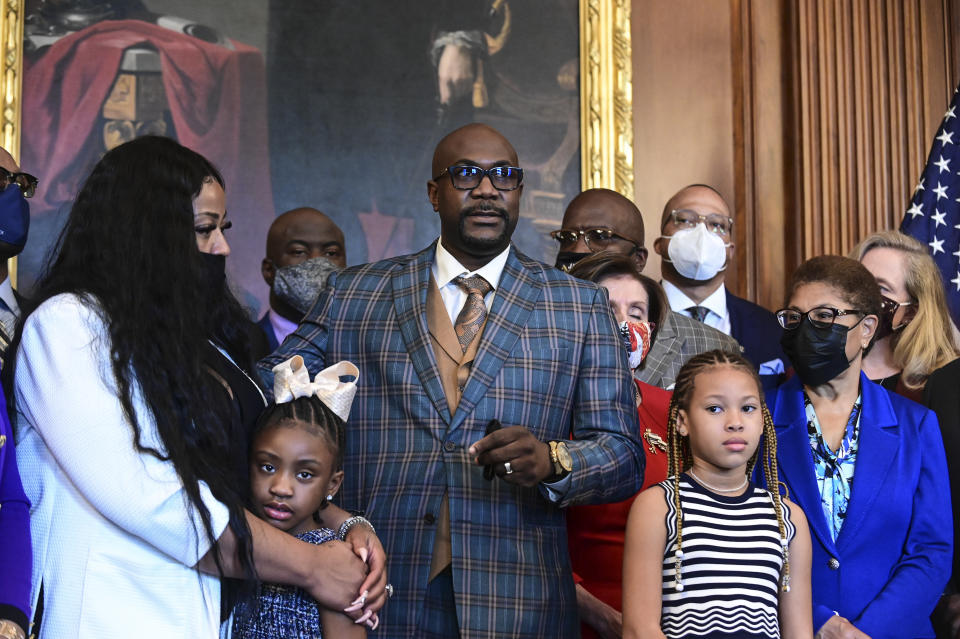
[662,279,731,335]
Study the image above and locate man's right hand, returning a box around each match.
[816,615,872,639]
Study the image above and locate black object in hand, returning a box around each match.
[482,419,502,481]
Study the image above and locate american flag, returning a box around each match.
[901,83,960,325]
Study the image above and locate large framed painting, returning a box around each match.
[0,0,632,313]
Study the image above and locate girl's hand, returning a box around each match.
[345,524,388,616]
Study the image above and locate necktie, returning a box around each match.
[453,275,493,352]
[0,298,14,362]
[687,305,709,323]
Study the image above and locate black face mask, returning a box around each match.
[780,316,861,386]
[873,296,909,342]
[555,251,592,273]
[199,252,227,291]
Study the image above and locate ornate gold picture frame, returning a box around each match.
[0,0,632,288]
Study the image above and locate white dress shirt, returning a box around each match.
[662,280,732,335]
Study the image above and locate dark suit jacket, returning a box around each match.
[725,289,787,371]
[770,374,952,637]
[924,358,960,591]
[258,243,644,638]
[256,313,279,351]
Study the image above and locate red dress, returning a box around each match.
[566,380,671,639]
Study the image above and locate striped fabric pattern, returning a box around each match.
[659,474,795,638]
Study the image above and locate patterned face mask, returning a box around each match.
[273,257,342,315]
[619,320,655,369]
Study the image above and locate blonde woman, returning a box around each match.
[850,230,960,402]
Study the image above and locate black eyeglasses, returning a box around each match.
[667,209,733,237]
[776,306,865,330]
[0,167,38,198]
[433,165,523,191]
[550,228,637,252]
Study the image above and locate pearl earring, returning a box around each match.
[326,494,333,501]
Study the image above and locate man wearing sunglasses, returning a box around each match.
[552,188,648,273]
[260,124,643,638]
[654,184,786,376]
[0,146,35,363]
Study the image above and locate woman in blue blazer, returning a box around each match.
[770,255,951,639]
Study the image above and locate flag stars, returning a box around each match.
[907,202,924,218]
[946,106,957,121]
[916,177,926,191]
[932,209,946,227]
[930,236,945,255]
[937,129,955,146]
[934,182,949,200]
[952,272,960,292]
[935,155,951,173]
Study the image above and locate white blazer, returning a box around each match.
[15,294,230,638]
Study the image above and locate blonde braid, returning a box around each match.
[666,397,685,591]
[760,404,791,591]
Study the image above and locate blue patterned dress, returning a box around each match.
[804,393,862,540]
[231,527,338,638]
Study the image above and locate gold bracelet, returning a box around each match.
[0,619,25,639]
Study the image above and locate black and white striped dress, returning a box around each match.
[658,474,796,638]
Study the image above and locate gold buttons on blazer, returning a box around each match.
[0,434,6,448]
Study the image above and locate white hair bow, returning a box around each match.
[272,355,359,422]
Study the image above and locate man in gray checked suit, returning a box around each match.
[552,188,739,389]
[260,125,643,638]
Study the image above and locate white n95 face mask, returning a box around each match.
[662,223,730,281]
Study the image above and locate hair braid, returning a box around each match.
[666,397,686,590]
[761,404,791,591]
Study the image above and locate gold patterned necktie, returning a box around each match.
[453,274,493,352]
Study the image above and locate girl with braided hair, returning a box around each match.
[622,349,813,639]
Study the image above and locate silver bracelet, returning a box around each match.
[338,515,375,541]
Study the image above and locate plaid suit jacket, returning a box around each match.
[634,310,741,389]
[258,242,643,638]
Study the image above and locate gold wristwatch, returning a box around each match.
[548,440,573,479]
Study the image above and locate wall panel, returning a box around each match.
[634,0,960,310]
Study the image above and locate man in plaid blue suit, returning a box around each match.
[259,123,644,638]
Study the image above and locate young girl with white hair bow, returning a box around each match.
[232,356,376,637]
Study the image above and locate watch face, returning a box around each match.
[556,442,573,471]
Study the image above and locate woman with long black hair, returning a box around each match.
[9,136,385,637]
